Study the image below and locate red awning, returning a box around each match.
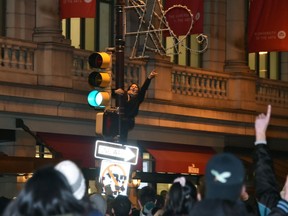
[144,142,215,175]
[147,149,214,175]
[37,132,97,168]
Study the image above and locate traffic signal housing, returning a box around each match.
[96,109,119,138]
[87,52,112,108]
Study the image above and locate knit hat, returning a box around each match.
[205,153,245,201]
[55,160,86,200]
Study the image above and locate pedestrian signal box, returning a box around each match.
[96,109,119,138]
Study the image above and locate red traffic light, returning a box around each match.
[88,52,111,69]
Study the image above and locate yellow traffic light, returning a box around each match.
[89,52,111,69]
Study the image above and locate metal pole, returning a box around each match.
[115,0,126,143]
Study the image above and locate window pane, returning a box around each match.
[269,52,279,80]
[189,35,200,68]
[248,53,256,71]
[259,53,267,78]
[70,18,81,48]
[62,19,66,37]
[85,18,95,51]
[178,36,186,66]
[0,0,5,36]
[99,2,110,51]
[166,36,174,62]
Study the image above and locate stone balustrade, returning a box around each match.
[0,37,36,72]
[171,68,228,100]
[1,37,288,112]
[256,79,288,107]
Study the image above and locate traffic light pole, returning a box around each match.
[115,0,126,143]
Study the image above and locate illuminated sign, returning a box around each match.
[99,160,131,196]
[95,140,139,165]
[188,163,200,174]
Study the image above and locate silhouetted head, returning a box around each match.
[164,177,197,215]
[3,166,87,216]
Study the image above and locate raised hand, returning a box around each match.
[148,69,157,79]
[255,105,271,142]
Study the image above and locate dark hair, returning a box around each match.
[151,195,165,215]
[155,194,165,209]
[163,178,197,216]
[3,166,88,216]
[137,186,156,207]
[112,195,131,216]
[127,83,140,92]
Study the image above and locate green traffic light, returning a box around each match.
[87,90,110,108]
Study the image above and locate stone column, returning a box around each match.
[33,0,73,88]
[224,0,256,110]
[224,0,249,73]
[33,0,67,43]
[202,0,226,70]
[5,0,36,41]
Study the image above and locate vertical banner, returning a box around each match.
[248,0,288,53]
[60,0,96,19]
[165,0,203,36]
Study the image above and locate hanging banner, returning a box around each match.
[164,0,203,36]
[248,0,288,53]
[60,0,96,19]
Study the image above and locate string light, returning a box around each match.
[126,0,208,59]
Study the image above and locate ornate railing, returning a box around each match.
[72,49,91,78]
[171,66,229,100]
[256,79,288,107]
[0,37,36,71]
[122,59,145,89]
[0,37,288,108]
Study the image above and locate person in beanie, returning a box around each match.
[55,160,104,216]
[3,165,88,216]
[55,160,87,200]
[189,153,254,216]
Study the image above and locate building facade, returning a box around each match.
[0,0,287,198]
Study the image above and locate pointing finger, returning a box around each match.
[266,104,271,120]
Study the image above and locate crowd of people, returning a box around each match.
[1,105,288,216]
